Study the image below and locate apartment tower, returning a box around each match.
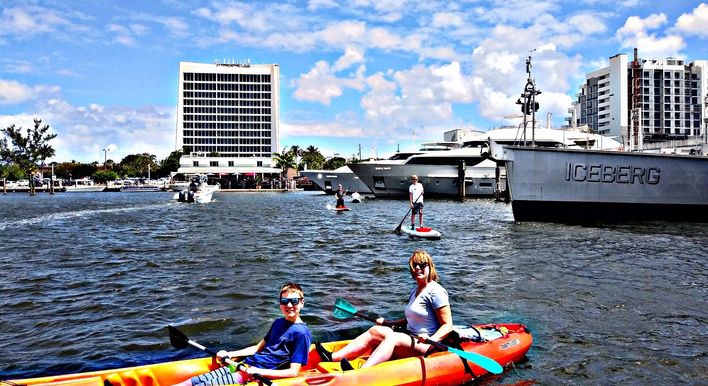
[567,51,707,145]
[175,60,281,176]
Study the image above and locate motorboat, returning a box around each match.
[349,127,623,198]
[64,178,104,192]
[173,175,219,203]
[299,165,374,194]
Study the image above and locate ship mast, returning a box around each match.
[516,51,542,146]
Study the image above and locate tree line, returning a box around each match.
[1,119,352,194]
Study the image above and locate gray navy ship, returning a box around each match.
[490,55,708,222]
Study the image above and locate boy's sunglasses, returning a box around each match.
[412,262,429,270]
[279,297,302,306]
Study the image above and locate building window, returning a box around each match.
[210,161,218,167]
[193,161,199,167]
[228,161,234,167]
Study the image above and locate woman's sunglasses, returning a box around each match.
[279,297,302,306]
[412,262,429,270]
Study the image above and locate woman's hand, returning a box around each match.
[416,333,430,343]
[376,317,385,325]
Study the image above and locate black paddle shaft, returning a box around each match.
[167,325,273,386]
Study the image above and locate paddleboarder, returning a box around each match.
[335,184,347,208]
[316,250,452,370]
[173,283,312,385]
[409,175,424,229]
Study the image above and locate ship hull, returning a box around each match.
[300,167,372,194]
[502,147,708,222]
[348,161,501,198]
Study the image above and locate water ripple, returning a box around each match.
[0,192,706,384]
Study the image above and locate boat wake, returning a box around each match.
[0,203,172,231]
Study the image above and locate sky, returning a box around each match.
[0,0,706,163]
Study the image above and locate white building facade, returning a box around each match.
[175,61,282,178]
[567,52,707,146]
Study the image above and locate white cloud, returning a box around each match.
[307,0,340,11]
[0,79,60,105]
[161,17,189,37]
[431,12,465,28]
[675,3,708,37]
[0,5,90,43]
[1,98,175,163]
[333,46,366,71]
[568,13,607,35]
[292,53,367,105]
[616,14,685,57]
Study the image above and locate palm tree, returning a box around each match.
[301,145,325,170]
[272,151,296,181]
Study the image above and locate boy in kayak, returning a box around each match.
[409,175,424,229]
[173,283,312,385]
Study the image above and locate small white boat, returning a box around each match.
[64,178,104,193]
[400,226,442,239]
[122,183,162,192]
[173,175,219,203]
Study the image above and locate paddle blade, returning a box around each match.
[168,325,189,349]
[333,298,358,319]
[448,346,504,374]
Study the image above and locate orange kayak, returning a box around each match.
[8,323,531,386]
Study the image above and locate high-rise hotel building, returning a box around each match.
[175,61,281,176]
[567,51,707,145]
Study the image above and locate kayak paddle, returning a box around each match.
[167,325,273,386]
[394,189,424,234]
[332,298,504,375]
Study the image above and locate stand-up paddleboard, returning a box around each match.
[400,225,442,239]
[326,204,351,212]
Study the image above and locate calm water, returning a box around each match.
[0,191,706,385]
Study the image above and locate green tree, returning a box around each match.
[0,163,27,180]
[272,151,296,180]
[92,170,119,184]
[300,145,325,170]
[120,153,158,178]
[0,119,57,195]
[159,150,183,177]
[323,156,346,170]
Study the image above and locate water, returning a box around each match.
[0,191,706,384]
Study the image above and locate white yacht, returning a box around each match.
[64,178,105,193]
[349,127,623,198]
[299,165,373,194]
[301,143,461,195]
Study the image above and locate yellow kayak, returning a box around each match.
[7,323,531,386]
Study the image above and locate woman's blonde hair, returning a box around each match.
[408,249,439,282]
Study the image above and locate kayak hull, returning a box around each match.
[8,323,531,386]
[400,226,442,239]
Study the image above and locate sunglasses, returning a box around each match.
[412,262,429,270]
[279,297,302,306]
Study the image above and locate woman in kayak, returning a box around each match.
[173,283,312,385]
[316,249,452,370]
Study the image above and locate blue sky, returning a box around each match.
[0,0,706,163]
